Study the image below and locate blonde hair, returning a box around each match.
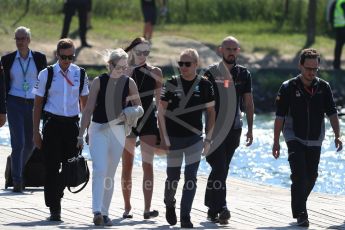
[100,48,128,71]
[180,48,199,64]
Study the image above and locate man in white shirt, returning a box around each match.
[32,38,89,221]
[1,26,47,193]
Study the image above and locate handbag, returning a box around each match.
[61,149,90,193]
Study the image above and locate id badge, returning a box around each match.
[22,82,30,91]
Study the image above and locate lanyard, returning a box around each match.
[18,57,31,80]
[60,70,74,86]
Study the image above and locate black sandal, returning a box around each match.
[143,210,159,219]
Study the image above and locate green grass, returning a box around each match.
[0,13,336,59]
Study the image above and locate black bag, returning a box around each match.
[5,148,46,189]
[61,150,89,193]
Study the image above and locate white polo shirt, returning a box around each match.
[32,62,89,117]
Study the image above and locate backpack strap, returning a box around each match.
[79,67,85,95]
[43,65,54,108]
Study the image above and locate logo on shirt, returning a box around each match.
[296,91,301,97]
[34,80,39,89]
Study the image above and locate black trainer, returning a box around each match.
[218,208,231,225]
[297,212,309,227]
[165,206,177,225]
[181,216,193,228]
[207,209,219,223]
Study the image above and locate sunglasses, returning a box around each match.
[59,55,75,61]
[226,47,239,52]
[14,37,28,41]
[303,65,319,72]
[134,50,150,56]
[177,61,192,67]
[114,65,128,71]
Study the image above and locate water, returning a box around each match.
[1,114,344,195]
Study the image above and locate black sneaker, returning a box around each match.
[218,208,231,225]
[297,212,309,227]
[207,209,218,223]
[181,216,193,228]
[165,206,177,225]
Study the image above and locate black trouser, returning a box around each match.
[42,114,79,211]
[204,128,242,214]
[287,140,321,218]
[60,1,88,44]
[333,27,345,69]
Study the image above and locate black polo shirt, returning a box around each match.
[161,75,215,137]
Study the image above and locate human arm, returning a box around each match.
[128,77,142,107]
[0,61,6,127]
[272,82,290,159]
[272,118,284,159]
[77,78,99,148]
[329,113,342,152]
[243,92,254,146]
[0,73,6,126]
[157,100,170,147]
[33,95,44,149]
[203,102,215,156]
[153,67,163,112]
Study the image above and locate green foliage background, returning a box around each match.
[0,0,330,34]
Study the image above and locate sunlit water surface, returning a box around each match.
[1,114,344,195]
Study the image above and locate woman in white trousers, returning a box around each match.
[77,48,143,226]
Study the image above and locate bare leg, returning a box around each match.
[143,22,154,41]
[121,137,136,214]
[140,135,156,213]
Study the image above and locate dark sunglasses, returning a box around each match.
[134,50,150,56]
[14,37,28,41]
[59,54,75,61]
[177,61,192,67]
[303,65,319,72]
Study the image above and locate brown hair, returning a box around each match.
[124,37,150,65]
[124,37,149,52]
[299,48,320,65]
[56,38,74,54]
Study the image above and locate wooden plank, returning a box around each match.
[1,145,345,229]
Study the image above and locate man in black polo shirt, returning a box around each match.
[159,48,215,228]
[203,36,254,224]
[272,48,342,227]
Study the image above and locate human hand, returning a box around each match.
[33,132,42,149]
[202,139,212,156]
[155,142,169,155]
[335,137,343,152]
[0,114,6,127]
[76,136,84,149]
[272,141,280,159]
[245,131,253,146]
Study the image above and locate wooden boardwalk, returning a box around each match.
[0,145,345,229]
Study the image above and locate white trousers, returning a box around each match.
[89,122,126,216]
